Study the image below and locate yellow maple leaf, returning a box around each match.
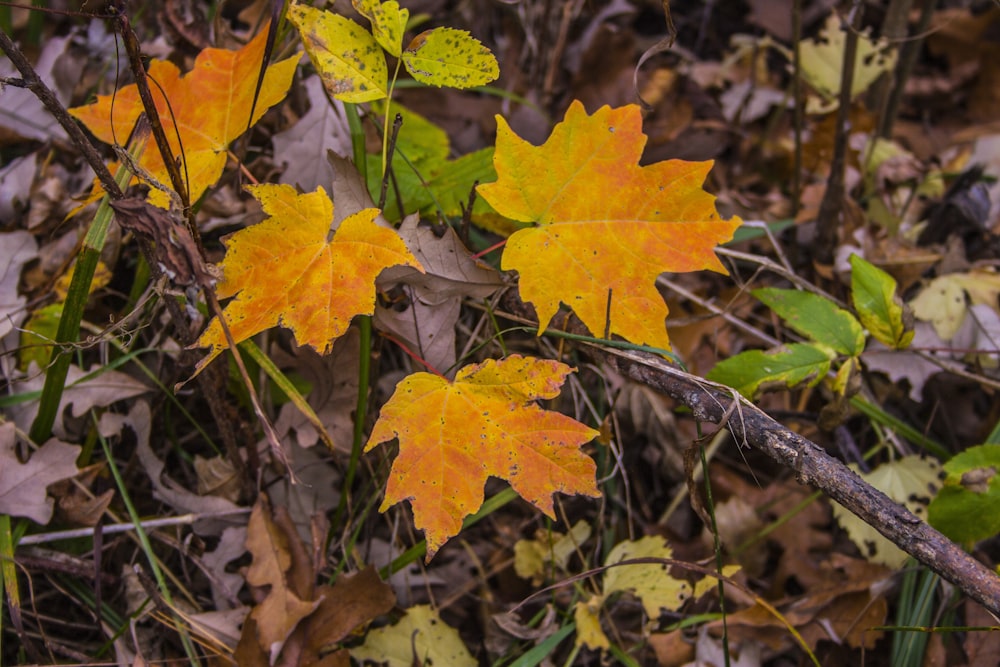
[195,184,421,374]
[477,101,741,350]
[69,24,297,208]
[366,354,599,558]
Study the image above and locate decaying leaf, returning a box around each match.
[273,76,352,193]
[513,520,592,583]
[375,215,504,373]
[799,13,897,112]
[366,354,599,557]
[288,1,389,103]
[0,421,81,525]
[6,363,150,440]
[243,496,321,661]
[351,604,476,667]
[832,455,941,568]
[478,101,741,349]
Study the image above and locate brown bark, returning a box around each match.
[499,294,1000,617]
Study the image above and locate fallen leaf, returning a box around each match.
[303,567,396,657]
[273,76,352,193]
[244,496,321,662]
[195,184,422,374]
[7,363,150,440]
[0,421,81,525]
[478,101,741,349]
[366,354,599,557]
[127,401,243,536]
[377,216,504,306]
[375,215,504,374]
[832,455,941,568]
[0,230,37,340]
[0,35,74,141]
[68,23,297,208]
[514,520,592,582]
[351,604,476,667]
[799,14,897,112]
[602,536,691,619]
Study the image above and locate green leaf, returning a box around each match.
[706,343,833,399]
[367,103,498,222]
[753,287,865,356]
[849,254,914,350]
[353,0,409,57]
[288,2,388,103]
[928,444,1000,546]
[402,27,499,89]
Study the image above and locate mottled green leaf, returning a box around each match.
[706,343,833,399]
[754,287,865,356]
[928,444,1000,546]
[288,2,388,103]
[352,0,409,57]
[402,27,499,89]
[849,254,914,350]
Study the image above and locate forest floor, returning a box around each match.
[3,0,1000,665]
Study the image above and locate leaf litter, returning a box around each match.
[4,2,1000,666]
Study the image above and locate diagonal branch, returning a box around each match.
[499,292,1000,617]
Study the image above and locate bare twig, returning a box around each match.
[0,29,123,200]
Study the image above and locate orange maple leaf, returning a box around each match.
[69,25,297,208]
[477,101,742,350]
[195,184,422,373]
[366,354,599,558]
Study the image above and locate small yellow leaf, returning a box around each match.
[288,2,388,103]
[800,14,897,111]
[353,0,409,57]
[691,564,742,600]
[402,27,499,89]
[603,536,691,618]
[351,604,475,667]
[573,599,610,651]
[910,275,969,340]
[513,520,592,581]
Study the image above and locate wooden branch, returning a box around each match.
[499,293,1000,617]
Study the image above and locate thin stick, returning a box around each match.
[0,30,123,200]
[16,510,252,546]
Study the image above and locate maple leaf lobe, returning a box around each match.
[366,355,599,558]
[478,100,741,349]
[195,184,421,373]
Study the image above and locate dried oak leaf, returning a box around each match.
[478,101,741,350]
[195,184,422,374]
[0,421,80,524]
[366,354,599,558]
[68,23,297,208]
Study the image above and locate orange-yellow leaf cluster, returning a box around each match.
[69,25,297,208]
[477,101,742,350]
[195,184,421,373]
[366,355,599,557]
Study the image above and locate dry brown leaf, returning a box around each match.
[303,567,396,657]
[244,496,321,661]
[0,421,80,525]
